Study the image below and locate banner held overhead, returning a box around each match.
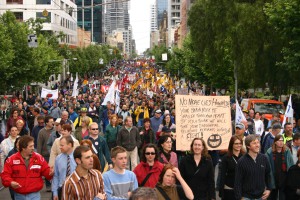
[175,95,232,151]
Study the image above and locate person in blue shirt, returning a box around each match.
[52,135,77,200]
[68,106,78,123]
[102,146,138,200]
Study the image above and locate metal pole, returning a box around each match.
[82,0,84,46]
[91,0,93,42]
[234,61,238,101]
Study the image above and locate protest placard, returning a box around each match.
[175,95,232,150]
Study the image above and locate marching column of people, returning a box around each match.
[0,82,300,200]
[1,116,300,200]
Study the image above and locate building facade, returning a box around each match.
[180,0,194,47]
[150,3,157,32]
[168,0,181,47]
[76,0,102,43]
[156,0,168,29]
[103,0,132,56]
[0,0,77,46]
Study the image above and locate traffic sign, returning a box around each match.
[28,34,38,48]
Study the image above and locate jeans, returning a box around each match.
[15,192,41,200]
[137,119,143,127]
[243,198,262,200]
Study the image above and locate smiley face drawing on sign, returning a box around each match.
[207,134,222,148]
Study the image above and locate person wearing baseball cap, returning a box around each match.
[235,122,247,151]
[261,123,282,154]
[150,109,163,134]
[73,108,92,129]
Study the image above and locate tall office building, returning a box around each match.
[103,0,132,56]
[168,0,180,47]
[156,0,168,29]
[104,0,130,34]
[0,0,77,46]
[76,0,102,43]
[150,4,158,31]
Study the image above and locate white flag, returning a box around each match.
[72,73,79,97]
[282,95,293,128]
[41,88,58,99]
[115,90,120,114]
[235,100,246,124]
[285,95,293,117]
[102,80,116,105]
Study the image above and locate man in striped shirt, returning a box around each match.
[63,145,106,200]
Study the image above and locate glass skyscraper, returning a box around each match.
[156,0,168,29]
[76,0,103,43]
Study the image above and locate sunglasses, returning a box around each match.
[91,128,99,130]
[145,152,155,155]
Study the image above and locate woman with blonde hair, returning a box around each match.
[105,114,121,150]
[16,119,29,136]
[74,116,90,143]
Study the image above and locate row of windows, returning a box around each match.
[61,34,76,44]
[58,15,77,31]
[6,0,50,4]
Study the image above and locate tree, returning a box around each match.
[264,0,300,90]
[0,11,62,92]
[187,0,290,94]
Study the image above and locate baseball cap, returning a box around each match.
[272,123,282,130]
[164,110,170,115]
[155,109,162,114]
[235,123,245,130]
[81,107,87,112]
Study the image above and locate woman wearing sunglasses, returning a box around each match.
[133,144,164,188]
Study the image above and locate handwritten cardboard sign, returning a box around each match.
[175,95,232,150]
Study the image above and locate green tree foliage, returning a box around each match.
[147,45,170,63]
[166,35,209,84]
[265,0,300,88]
[69,44,120,75]
[0,11,61,92]
[185,0,294,94]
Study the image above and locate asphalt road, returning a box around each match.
[0,184,52,200]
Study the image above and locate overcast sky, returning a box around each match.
[129,0,153,54]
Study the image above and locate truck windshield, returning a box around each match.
[254,103,284,114]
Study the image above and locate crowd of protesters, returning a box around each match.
[0,60,300,200]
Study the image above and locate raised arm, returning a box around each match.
[173,167,194,200]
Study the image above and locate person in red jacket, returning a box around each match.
[1,135,53,199]
[133,144,164,188]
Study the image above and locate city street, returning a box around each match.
[0,183,52,200]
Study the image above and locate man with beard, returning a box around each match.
[1,135,53,199]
